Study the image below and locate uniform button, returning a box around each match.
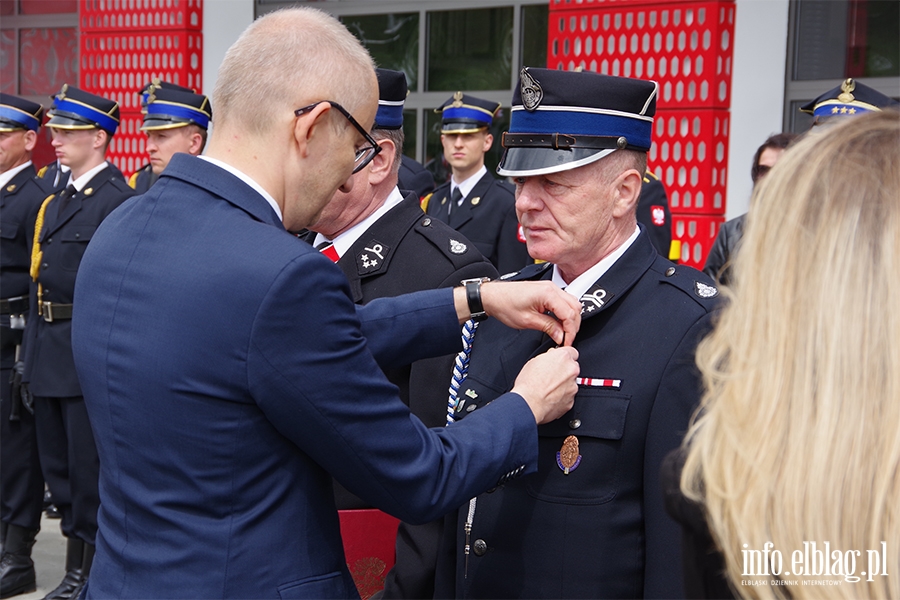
[665,267,676,276]
[47,237,52,243]
[75,233,81,239]
[472,539,487,556]
[42,263,48,269]
[422,218,431,226]
[569,418,582,429]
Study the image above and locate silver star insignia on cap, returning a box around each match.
[449,239,467,254]
[694,281,719,298]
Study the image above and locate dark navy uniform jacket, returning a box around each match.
[330,192,497,429]
[398,155,435,200]
[1,165,50,366]
[22,165,134,397]
[127,164,156,194]
[637,171,673,258]
[425,172,531,276]
[443,228,720,599]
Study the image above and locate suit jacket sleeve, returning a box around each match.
[246,252,538,524]
[643,314,714,598]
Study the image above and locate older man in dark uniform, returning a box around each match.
[306,69,498,598]
[438,68,721,599]
[0,93,51,598]
[128,81,211,193]
[424,93,531,275]
[20,85,135,600]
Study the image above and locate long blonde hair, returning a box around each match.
[682,109,900,599]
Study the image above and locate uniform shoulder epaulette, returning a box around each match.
[414,215,484,270]
[492,177,516,199]
[107,175,138,194]
[654,261,720,309]
[498,261,551,281]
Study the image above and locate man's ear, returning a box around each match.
[612,168,643,218]
[93,129,109,151]
[188,131,204,155]
[482,131,494,153]
[293,102,333,159]
[366,138,395,185]
[23,129,37,152]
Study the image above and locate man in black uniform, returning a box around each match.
[0,93,51,598]
[20,85,135,600]
[424,93,531,275]
[306,70,497,598]
[128,81,211,193]
[637,169,673,258]
[436,68,721,599]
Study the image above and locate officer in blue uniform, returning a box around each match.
[424,93,531,275]
[20,84,135,600]
[306,69,498,599]
[0,93,51,598]
[128,80,211,193]
[437,68,721,599]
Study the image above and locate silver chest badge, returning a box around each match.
[449,239,467,255]
[520,68,543,112]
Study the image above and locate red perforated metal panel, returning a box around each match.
[672,213,723,269]
[548,0,735,266]
[79,0,203,176]
[80,0,202,33]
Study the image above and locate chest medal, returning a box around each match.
[557,435,582,475]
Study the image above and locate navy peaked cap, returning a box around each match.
[141,81,212,131]
[374,69,407,130]
[139,79,195,110]
[47,85,120,134]
[0,93,44,132]
[800,78,898,121]
[498,67,658,177]
[437,93,500,134]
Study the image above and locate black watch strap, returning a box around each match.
[461,278,490,322]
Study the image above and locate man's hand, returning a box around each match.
[511,346,580,424]
[453,281,581,346]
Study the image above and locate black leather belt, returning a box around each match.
[41,302,73,322]
[0,296,28,315]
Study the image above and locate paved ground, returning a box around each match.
[13,513,67,600]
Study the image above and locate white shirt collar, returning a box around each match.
[68,161,109,191]
[0,160,33,189]
[451,165,487,204]
[313,186,405,259]
[551,225,641,300]
[199,155,283,221]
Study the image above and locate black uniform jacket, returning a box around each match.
[637,171,673,258]
[1,165,51,366]
[128,164,156,194]
[425,172,531,276]
[398,155,435,200]
[22,165,135,396]
[444,228,720,599]
[328,192,498,429]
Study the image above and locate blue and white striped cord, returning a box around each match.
[446,318,479,425]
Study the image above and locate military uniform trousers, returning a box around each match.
[21,165,134,545]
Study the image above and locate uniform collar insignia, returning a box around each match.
[579,286,611,314]
[356,239,390,275]
[694,281,718,298]
[520,67,543,112]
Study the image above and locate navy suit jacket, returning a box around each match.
[71,154,538,599]
[440,230,720,599]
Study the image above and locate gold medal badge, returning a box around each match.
[557,435,582,475]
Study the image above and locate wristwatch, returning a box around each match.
[461,277,491,322]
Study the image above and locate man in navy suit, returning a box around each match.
[437,68,721,599]
[70,9,583,599]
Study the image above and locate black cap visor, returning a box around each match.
[497,146,616,177]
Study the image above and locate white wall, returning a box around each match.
[202,0,255,98]
[726,0,789,219]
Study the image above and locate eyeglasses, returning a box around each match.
[294,101,382,174]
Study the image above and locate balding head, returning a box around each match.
[213,8,376,138]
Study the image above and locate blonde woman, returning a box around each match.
[673,109,900,599]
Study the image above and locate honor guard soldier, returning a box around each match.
[129,81,211,193]
[20,84,135,600]
[436,68,721,599]
[305,68,498,599]
[424,92,532,275]
[0,93,51,598]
